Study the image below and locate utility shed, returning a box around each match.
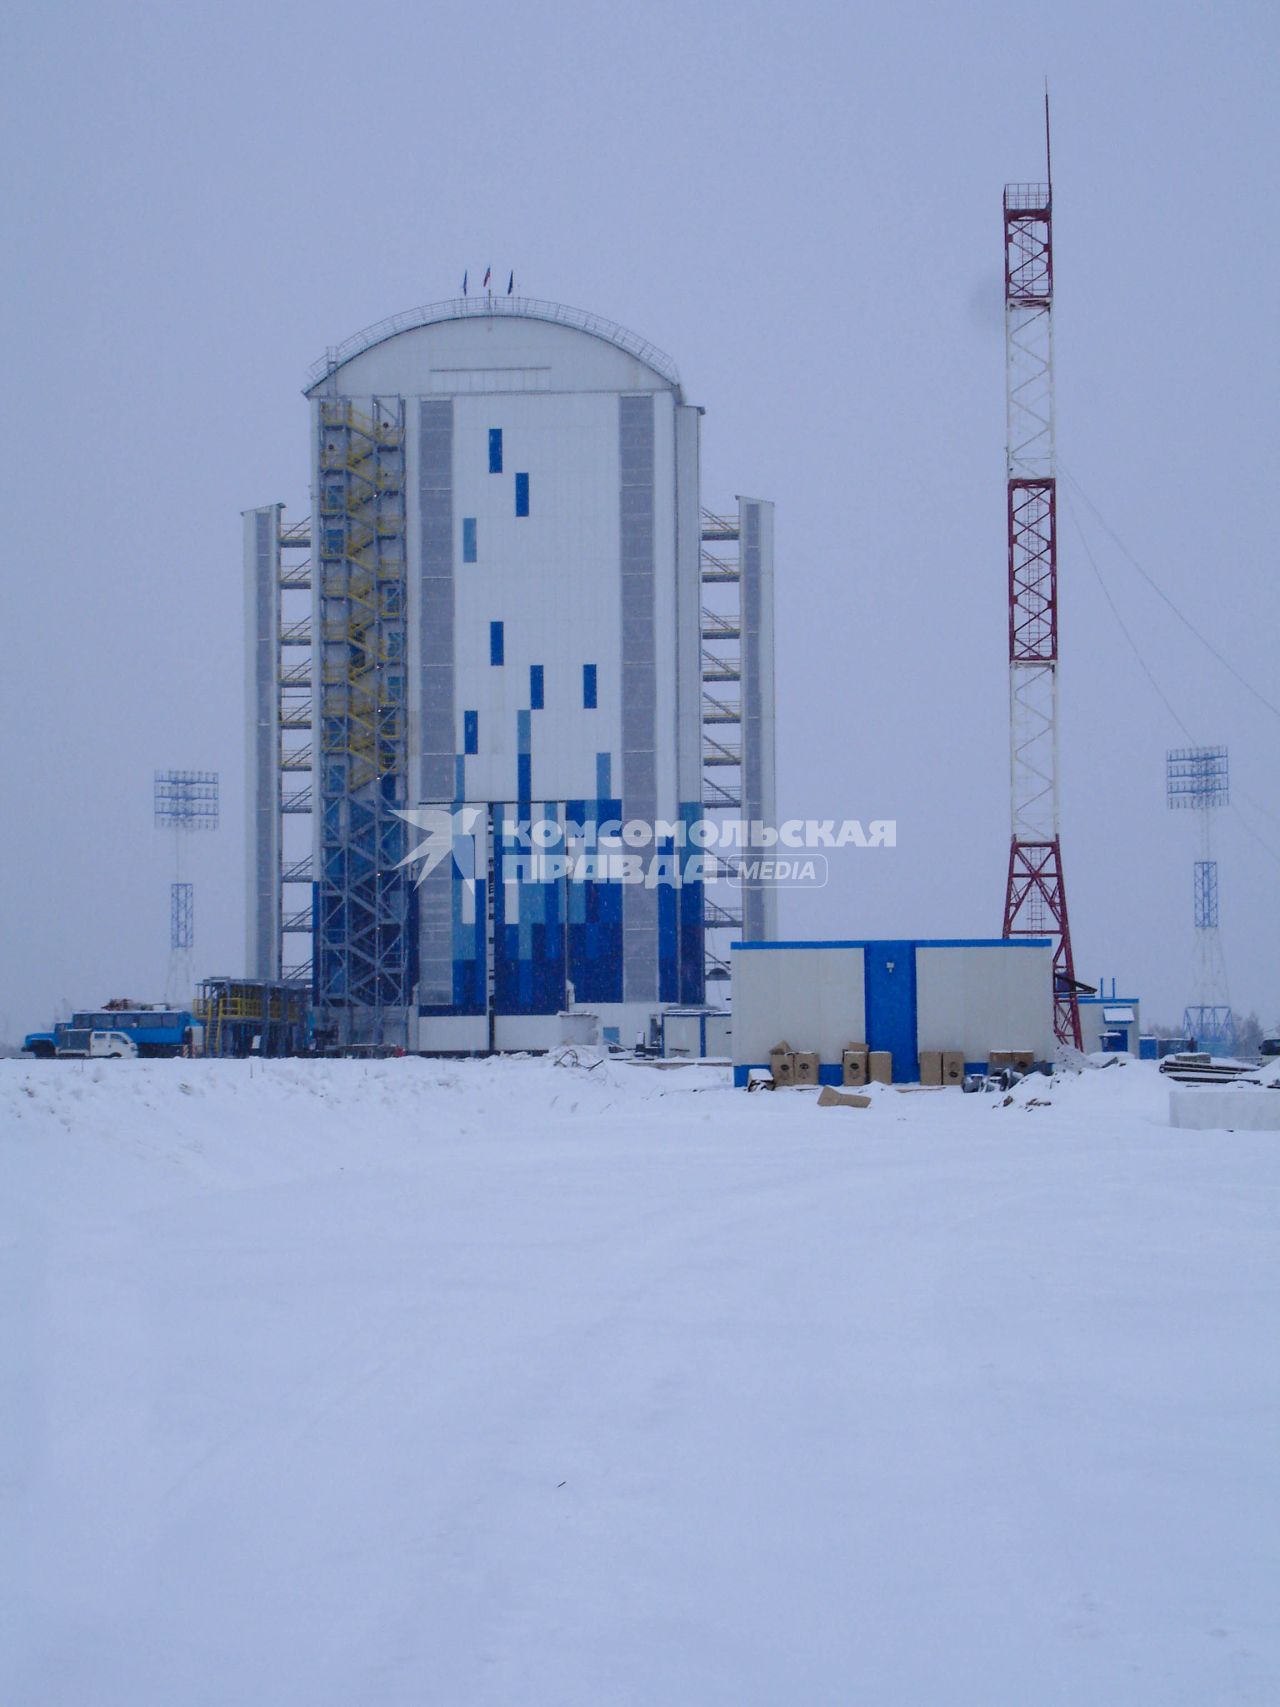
[1077,994,1142,1055]
[731,939,1054,1085]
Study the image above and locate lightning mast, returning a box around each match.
[1001,96,1082,1048]
[155,770,219,1005]
[1167,745,1233,1053]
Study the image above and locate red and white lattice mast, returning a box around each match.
[1001,100,1082,1048]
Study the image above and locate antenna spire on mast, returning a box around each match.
[1044,80,1053,192]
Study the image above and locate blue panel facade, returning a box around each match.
[515,472,529,516]
[488,428,503,473]
[493,810,567,1014]
[565,794,624,1004]
[658,825,679,1003]
[462,517,477,563]
[678,799,706,1006]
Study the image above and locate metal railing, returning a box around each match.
[306,296,680,390]
[279,519,312,551]
[703,737,741,767]
[701,608,741,641]
[1004,182,1050,213]
[701,548,739,582]
[702,648,741,683]
[700,508,739,541]
[702,691,741,724]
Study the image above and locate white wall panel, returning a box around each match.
[915,946,1053,1059]
[732,948,866,1063]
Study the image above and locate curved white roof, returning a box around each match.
[305,295,680,393]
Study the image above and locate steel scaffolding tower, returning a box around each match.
[999,113,1081,1049]
[314,398,410,1045]
[245,505,315,986]
[698,500,776,983]
[1167,745,1233,1053]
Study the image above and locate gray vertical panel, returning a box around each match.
[418,398,455,801]
[673,406,703,807]
[740,498,777,941]
[620,395,658,1000]
[245,506,280,978]
[417,399,455,1004]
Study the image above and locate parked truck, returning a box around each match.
[23,1006,203,1059]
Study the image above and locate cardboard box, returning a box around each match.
[918,1049,943,1086]
[793,1052,820,1085]
[941,1050,965,1085]
[769,1043,796,1084]
[868,1051,893,1085]
[818,1085,871,1109]
[989,1049,1034,1075]
[841,1046,869,1088]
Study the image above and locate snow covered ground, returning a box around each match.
[3,1054,1278,1706]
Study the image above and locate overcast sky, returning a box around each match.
[1,0,1276,1040]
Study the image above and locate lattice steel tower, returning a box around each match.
[1000,105,1081,1049]
[155,770,219,1004]
[1167,745,1233,1053]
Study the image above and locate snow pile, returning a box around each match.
[3,1057,1278,1705]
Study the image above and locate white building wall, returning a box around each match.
[450,389,627,804]
[912,945,1053,1060]
[732,947,867,1064]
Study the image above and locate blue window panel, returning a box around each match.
[454,754,466,802]
[488,428,503,473]
[596,751,611,798]
[517,752,532,803]
[490,621,504,665]
[462,517,477,563]
[530,664,544,710]
[517,709,531,754]
[463,711,478,755]
[583,663,598,709]
[515,472,530,517]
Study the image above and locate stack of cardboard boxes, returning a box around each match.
[917,1050,966,1086]
[767,1043,981,1086]
[768,1043,820,1085]
[840,1044,892,1086]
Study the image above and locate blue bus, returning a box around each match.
[23,1009,203,1059]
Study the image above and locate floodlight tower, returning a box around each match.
[1166,745,1233,1053]
[155,770,219,1004]
[1000,98,1082,1049]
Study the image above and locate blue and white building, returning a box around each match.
[730,938,1057,1085]
[245,296,776,1050]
